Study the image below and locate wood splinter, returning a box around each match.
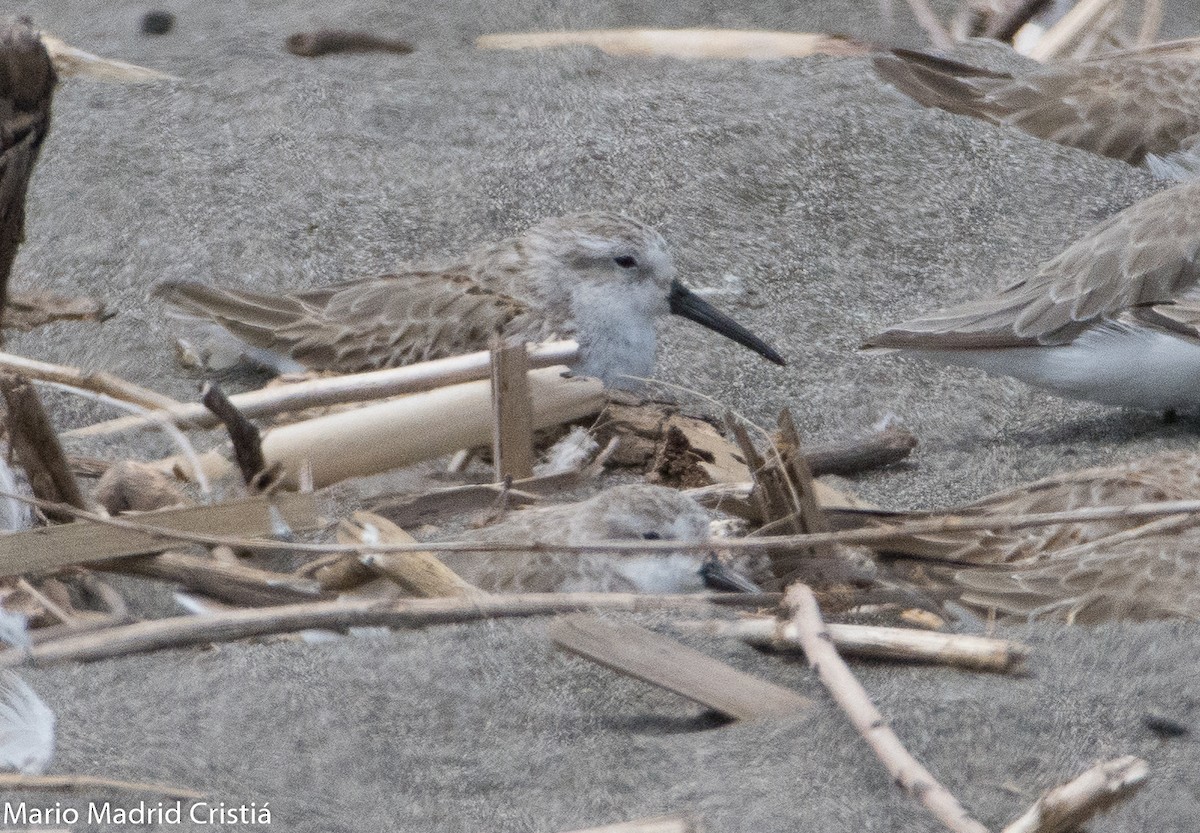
[1000,755,1149,833]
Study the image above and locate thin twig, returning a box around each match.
[0,772,204,800]
[1,592,776,669]
[783,584,990,833]
[1135,0,1161,46]
[7,488,1200,559]
[0,372,88,520]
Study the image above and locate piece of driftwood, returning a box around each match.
[559,816,698,833]
[0,492,320,577]
[201,382,278,491]
[805,426,917,477]
[337,511,484,598]
[0,592,773,668]
[0,22,54,336]
[1000,755,1149,833]
[490,340,535,481]
[285,30,414,57]
[0,372,87,521]
[706,616,1029,672]
[784,584,990,833]
[102,550,327,607]
[0,772,204,799]
[70,340,580,438]
[475,29,873,59]
[549,615,811,721]
[4,291,106,331]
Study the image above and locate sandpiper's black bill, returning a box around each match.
[668,279,786,366]
[699,554,763,594]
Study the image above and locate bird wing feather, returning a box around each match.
[865,180,1200,349]
[156,269,547,372]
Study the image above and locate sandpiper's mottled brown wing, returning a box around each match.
[156,268,550,373]
[949,535,1200,623]
[0,22,54,325]
[864,179,1200,350]
[850,452,1200,565]
[875,39,1200,163]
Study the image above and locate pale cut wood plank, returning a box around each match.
[0,492,320,576]
[559,815,698,833]
[490,339,535,480]
[549,614,812,721]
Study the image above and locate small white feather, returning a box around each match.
[0,672,54,774]
[534,426,599,476]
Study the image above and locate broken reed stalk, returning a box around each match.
[0,773,205,800]
[10,488,1200,560]
[162,365,604,489]
[336,511,485,598]
[1027,0,1121,60]
[983,0,1055,40]
[67,340,580,438]
[783,584,990,833]
[707,616,1028,672]
[490,339,535,480]
[0,372,88,521]
[0,592,776,669]
[0,22,55,337]
[999,755,1148,833]
[201,381,276,491]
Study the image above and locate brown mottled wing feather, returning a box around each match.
[876,39,1200,163]
[951,537,1200,622]
[855,452,1200,565]
[865,180,1200,349]
[157,269,546,372]
[0,23,54,327]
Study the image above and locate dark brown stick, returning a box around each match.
[804,426,918,477]
[201,382,276,491]
[285,30,414,57]
[0,22,54,337]
[0,371,87,521]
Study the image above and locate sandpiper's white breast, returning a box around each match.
[919,322,1200,410]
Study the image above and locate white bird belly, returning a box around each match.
[913,324,1200,411]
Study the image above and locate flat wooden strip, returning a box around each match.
[475,29,872,60]
[0,492,320,576]
[549,614,812,721]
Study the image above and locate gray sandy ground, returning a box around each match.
[2,0,1199,830]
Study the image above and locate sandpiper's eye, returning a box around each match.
[613,255,638,269]
[642,531,661,540]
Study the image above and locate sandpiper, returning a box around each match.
[841,451,1200,622]
[437,484,762,594]
[874,39,1200,165]
[863,179,1200,414]
[155,212,785,390]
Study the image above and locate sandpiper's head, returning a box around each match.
[520,213,785,387]
[565,484,712,545]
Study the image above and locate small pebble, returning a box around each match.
[141,10,175,36]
